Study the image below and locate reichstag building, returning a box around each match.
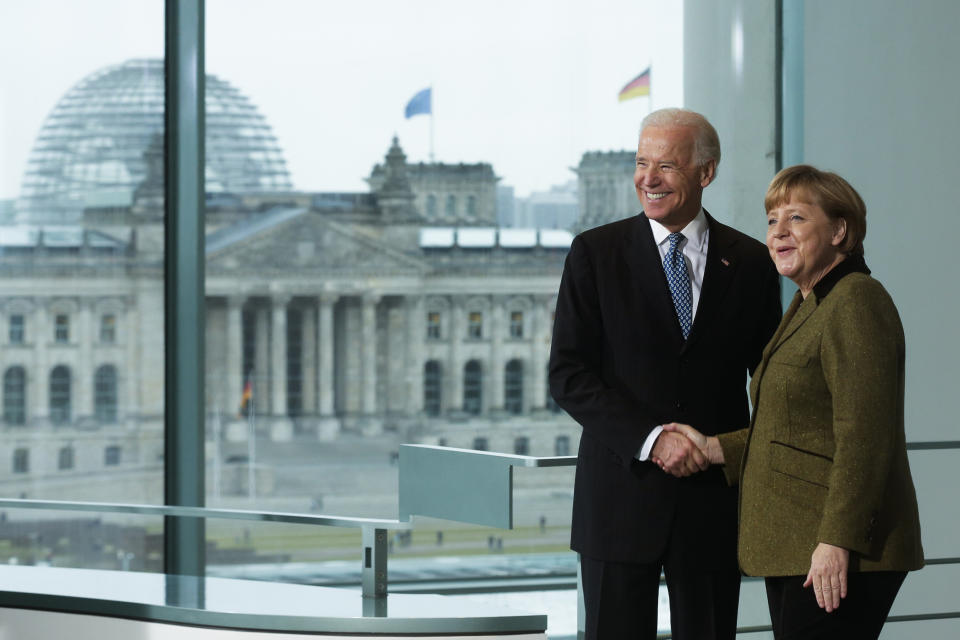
[0,59,635,505]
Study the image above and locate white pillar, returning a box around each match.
[449,296,464,411]
[270,295,289,418]
[316,294,339,440]
[77,299,94,422]
[33,302,49,422]
[490,296,505,414]
[360,293,381,435]
[254,306,269,414]
[361,293,379,414]
[405,295,425,415]
[301,304,316,415]
[124,298,138,425]
[269,295,293,442]
[530,296,552,411]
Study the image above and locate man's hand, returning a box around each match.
[651,431,708,477]
[662,422,725,465]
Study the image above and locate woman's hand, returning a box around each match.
[802,543,849,612]
[661,423,725,465]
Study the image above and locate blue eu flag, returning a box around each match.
[405,88,432,119]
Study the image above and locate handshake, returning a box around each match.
[651,423,726,477]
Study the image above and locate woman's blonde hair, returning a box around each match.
[765,164,866,256]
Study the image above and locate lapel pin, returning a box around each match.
[721,258,730,266]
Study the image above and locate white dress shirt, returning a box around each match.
[638,209,710,461]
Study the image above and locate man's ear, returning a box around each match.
[699,160,717,188]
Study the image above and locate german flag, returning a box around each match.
[618,68,651,102]
[238,379,253,417]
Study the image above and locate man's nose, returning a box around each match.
[639,167,660,185]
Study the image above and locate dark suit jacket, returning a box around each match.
[548,212,781,568]
[717,259,924,576]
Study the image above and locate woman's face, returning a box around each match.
[766,195,847,296]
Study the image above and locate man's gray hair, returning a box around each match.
[640,108,721,170]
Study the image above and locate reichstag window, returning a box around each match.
[467,311,483,339]
[13,448,29,474]
[100,314,116,343]
[505,359,524,414]
[54,314,69,343]
[426,194,437,217]
[423,360,442,416]
[466,195,477,217]
[58,446,75,471]
[472,437,488,452]
[8,314,24,344]
[104,445,121,466]
[463,360,483,414]
[94,365,118,424]
[509,311,524,338]
[3,367,26,426]
[49,365,71,425]
[514,436,529,455]
[555,435,570,456]
[426,311,441,339]
[445,194,456,217]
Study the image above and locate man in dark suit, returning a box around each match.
[548,108,782,639]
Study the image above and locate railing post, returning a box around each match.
[361,526,388,599]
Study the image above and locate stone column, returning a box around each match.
[301,304,317,417]
[124,298,139,425]
[270,294,292,441]
[226,296,244,418]
[77,299,94,424]
[405,295,425,415]
[489,296,506,416]
[448,296,464,413]
[254,306,269,414]
[360,292,381,434]
[530,296,552,412]
[316,294,339,440]
[33,302,49,422]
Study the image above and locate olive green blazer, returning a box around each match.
[717,269,924,576]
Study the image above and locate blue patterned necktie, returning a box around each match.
[663,232,693,339]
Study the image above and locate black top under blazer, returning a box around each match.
[549,212,782,568]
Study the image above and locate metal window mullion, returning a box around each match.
[164,0,206,580]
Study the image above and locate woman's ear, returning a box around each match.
[831,218,847,248]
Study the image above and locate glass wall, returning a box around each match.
[0,0,165,570]
[200,1,680,630]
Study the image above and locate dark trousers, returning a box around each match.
[580,553,741,640]
[765,571,906,640]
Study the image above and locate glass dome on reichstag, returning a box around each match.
[16,58,292,223]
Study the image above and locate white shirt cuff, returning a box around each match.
[637,425,664,461]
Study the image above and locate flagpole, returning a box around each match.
[247,376,256,503]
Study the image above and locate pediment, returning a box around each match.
[206,212,428,276]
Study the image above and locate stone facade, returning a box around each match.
[573,150,637,231]
[0,139,580,498]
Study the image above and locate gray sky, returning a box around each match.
[1,0,683,200]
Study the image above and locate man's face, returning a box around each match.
[634,125,715,231]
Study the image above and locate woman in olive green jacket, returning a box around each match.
[662,165,923,639]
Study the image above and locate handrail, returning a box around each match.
[0,498,407,599]
[0,498,408,529]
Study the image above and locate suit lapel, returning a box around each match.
[685,212,737,350]
[625,214,687,343]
